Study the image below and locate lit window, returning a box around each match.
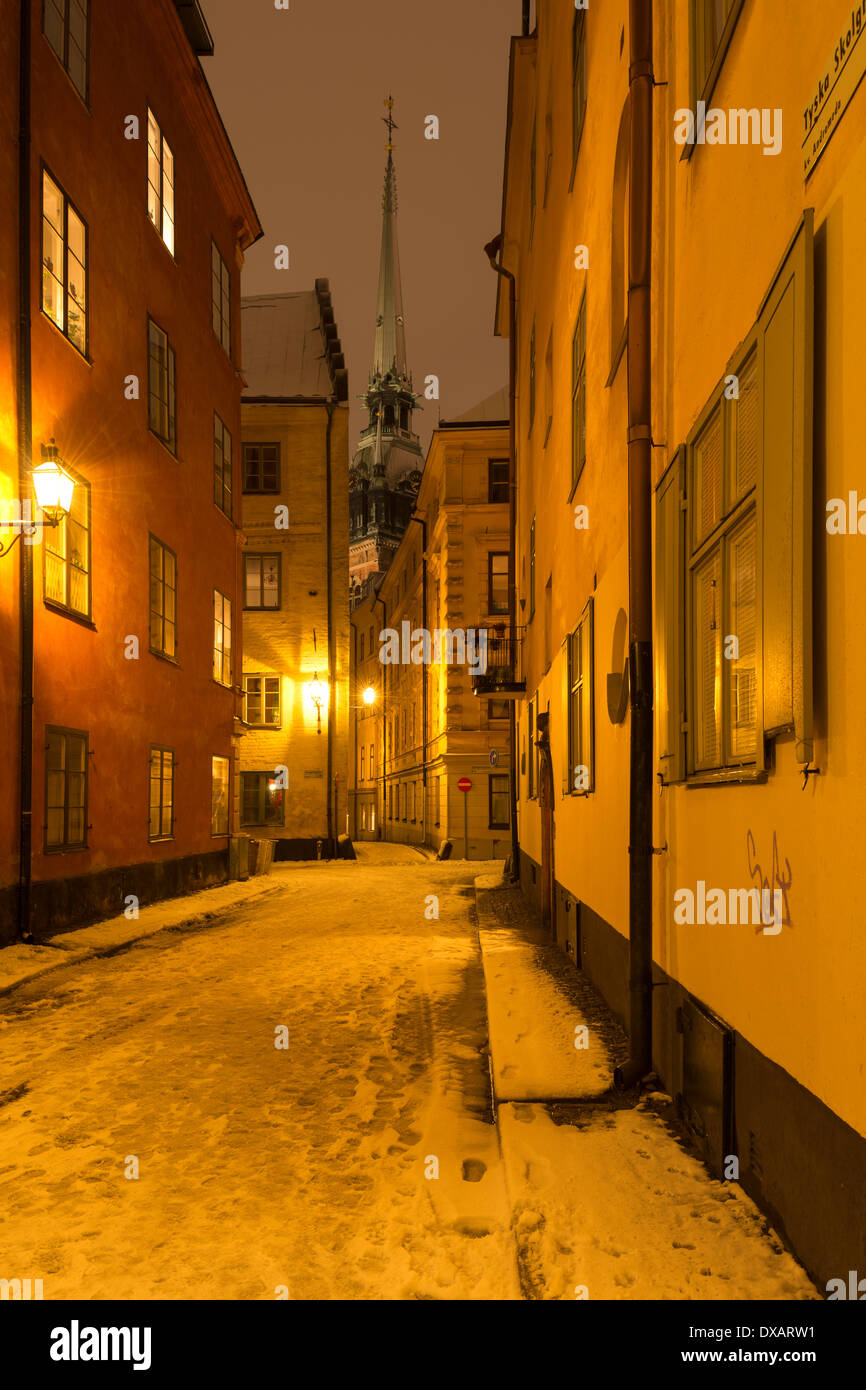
[213,590,232,686]
[149,535,177,659]
[148,746,174,841]
[147,110,175,255]
[148,319,176,452]
[44,468,89,618]
[244,554,280,610]
[211,755,229,836]
[45,726,88,851]
[44,0,89,101]
[211,241,231,355]
[568,599,595,794]
[488,553,509,615]
[214,414,232,519]
[41,170,87,355]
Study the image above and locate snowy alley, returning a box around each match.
[0,848,816,1301]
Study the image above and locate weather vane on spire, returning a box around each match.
[382,94,398,151]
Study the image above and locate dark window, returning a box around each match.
[489,552,509,616]
[43,467,90,619]
[489,458,509,504]
[43,0,89,101]
[690,0,745,108]
[359,633,365,661]
[148,318,176,452]
[41,168,87,356]
[244,554,280,610]
[45,726,88,851]
[528,320,536,432]
[572,293,587,491]
[211,241,231,355]
[489,774,510,829]
[214,414,232,519]
[243,442,280,493]
[149,535,177,659]
[529,517,536,619]
[146,110,175,255]
[572,10,588,173]
[148,745,174,841]
[244,674,281,727]
[488,700,509,720]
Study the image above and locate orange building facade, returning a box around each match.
[0,0,261,943]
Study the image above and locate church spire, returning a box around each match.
[372,96,409,384]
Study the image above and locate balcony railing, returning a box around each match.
[471,624,526,698]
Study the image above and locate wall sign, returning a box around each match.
[803,2,866,178]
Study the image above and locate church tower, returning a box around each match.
[349,98,424,603]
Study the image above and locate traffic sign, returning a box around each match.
[457,777,472,792]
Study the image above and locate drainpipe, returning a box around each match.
[522,2,531,37]
[484,235,520,883]
[375,593,387,838]
[17,0,34,942]
[325,401,336,856]
[409,515,427,808]
[615,0,655,1090]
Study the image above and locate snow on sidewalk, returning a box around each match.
[499,1103,817,1301]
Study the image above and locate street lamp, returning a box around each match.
[0,440,75,558]
[362,685,376,706]
[306,673,327,734]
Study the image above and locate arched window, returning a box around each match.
[383,404,395,431]
[399,404,409,431]
[610,96,630,380]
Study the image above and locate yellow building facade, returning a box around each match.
[350,407,513,859]
[238,286,350,857]
[496,0,866,1286]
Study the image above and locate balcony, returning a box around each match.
[471,624,526,698]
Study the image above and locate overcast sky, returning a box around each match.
[202,0,517,451]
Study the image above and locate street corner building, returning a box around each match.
[494,0,866,1288]
[0,0,262,943]
[237,284,350,861]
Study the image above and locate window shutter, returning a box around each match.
[561,636,571,796]
[654,449,686,782]
[581,598,595,792]
[757,211,814,761]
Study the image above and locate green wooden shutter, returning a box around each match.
[757,211,814,762]
[654,449,686,782]
[561,635,571,796]
[581,598,595,792]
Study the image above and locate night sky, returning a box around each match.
[203,0,517,450]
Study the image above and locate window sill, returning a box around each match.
[43,600,95,630]
[148,836,174,845]
[606,321,628,387]
[43,843,89,856]
[149,429,177,460]
[686,768,768,788]
[41,308,91,363]
[150,648,179,667]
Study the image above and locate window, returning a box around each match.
[149,535,177,659]
[213,590,232,686]
[44,0,88,101]
[409,782,416,822]
[529,124,536,237]
[369,743,375,779]
[361,805,368,831]
[433,776,441,827]
[368,625,374,653]
[211,756,229,836]
[690,0,745,109]
[211,241,231,355]
[528,320,536,432]
[45,726,88,851]
[529,517,536,619]
[244,674,280,727]
[571,10,588,175]
[243,442,280,493]
[148,319,176,452]
[488,700,509,720]
[360,747,365,781]
[566,599,595,794]
[214,415,232,518]
[244,554,280,610]
[148,746,174,841]
[528,699,536,798]
[610,103,630,376]
[655,213,815,784]
[359,633,365,661]
[489,774,510,829]
[147,110,175,255]
[41,169,87,355]
[571,293,587,491]
[488,459,509,504]
[44,468,89,618]
[488,553,509,616]
[241,772,285,827]
[544,330,554,445]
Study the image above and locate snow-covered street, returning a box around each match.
[0,849,816,1300]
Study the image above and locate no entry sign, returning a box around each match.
[457,777,472,792]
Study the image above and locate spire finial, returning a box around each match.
[382,94,398,151]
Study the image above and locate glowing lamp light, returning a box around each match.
[306,674,327,734]
[33,442,75,521]
[362,685,377,706]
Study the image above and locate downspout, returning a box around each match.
[484,235,520,883]
[375,594,387,838]
[409,515,427,831]
[17,0,34,942]
[325,401,335,855]
[522,2,531,37]
[615,0,655,1090]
